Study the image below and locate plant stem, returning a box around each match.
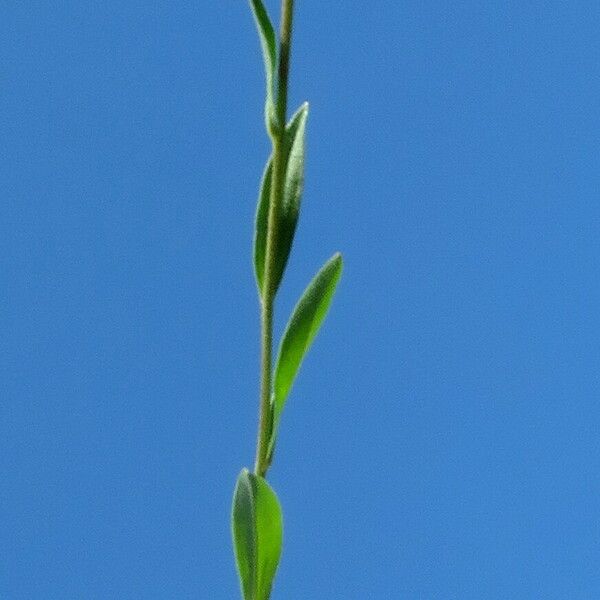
[254,0,295,478]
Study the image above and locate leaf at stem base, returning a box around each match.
[232,469,284,600]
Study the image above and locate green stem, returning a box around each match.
[254,0,295,478]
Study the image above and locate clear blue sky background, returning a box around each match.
[2,2,599,598]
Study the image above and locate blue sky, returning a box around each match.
[2,2,600,598]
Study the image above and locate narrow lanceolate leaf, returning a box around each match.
[269,253,343,452]
[254,103,309,297]
[253,157,273,296]
[232,469,284,600]
[282,102,309,224]
[249,0,277,128]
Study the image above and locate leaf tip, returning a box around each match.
[299,102,309,124]
[331,251,343,274]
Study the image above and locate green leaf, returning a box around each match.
[249,0,277,128]
[269,253,343,452]
[253,157,273,296]
[232,470,255,600]
[232,469,284,600]
[254,104,309,297]
[282,102,308,225]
